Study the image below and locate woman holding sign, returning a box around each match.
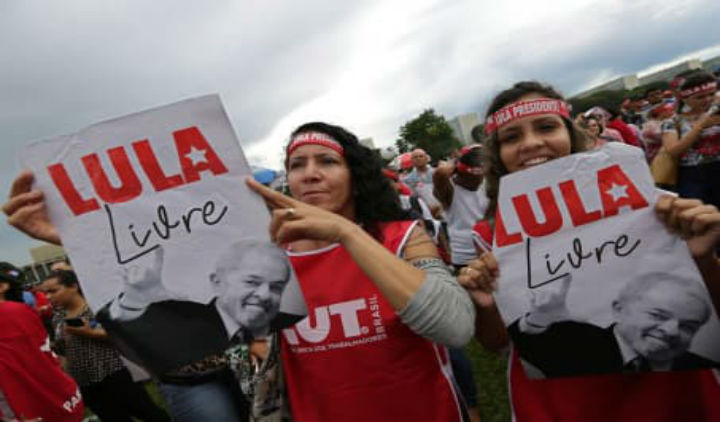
[661,71,720,209]
[3,122,476,421]
[459,81,720,420]
[246,122,475,421]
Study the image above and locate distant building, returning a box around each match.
[637,59,703,86]
[22,244,68,285]
[359,137,375,149]
[575,75,639,98]
[703,56,720,73]
[573,56,718,98]
[449,112,481,145]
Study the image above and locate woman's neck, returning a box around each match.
[65,295,87,315]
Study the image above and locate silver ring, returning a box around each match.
[285,208,296,218]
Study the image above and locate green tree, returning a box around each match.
[395,137,411,154]
[396,109,461,163]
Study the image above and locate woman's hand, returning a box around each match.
[458,251,499,308]
[249,338,269,364]
[2,170,61,244]
[63,319,102,337]
[246,178,356,244]
[63,319,92,336]
[655,194,720,259]
[693,113,720,131]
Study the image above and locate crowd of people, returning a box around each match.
[1,68,719,422]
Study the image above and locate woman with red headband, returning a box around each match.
[4,122,475,421]
[459,81,720,420]
[246,122,475,421]
[641,102,676,163]
[661,71,720,209]
[433,144,488,270]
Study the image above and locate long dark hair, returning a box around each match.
[483,81,590,220]
[286,122,409,239]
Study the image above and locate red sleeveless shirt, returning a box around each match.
[282,221,463,421]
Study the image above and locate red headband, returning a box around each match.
[456,162,483,175]
[679,82,717,99]
[287,131,345,156]
[485,98,570,135]
[650,102,675,117]
[459,144,482,156]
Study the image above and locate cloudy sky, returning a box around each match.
[1,0,719,265]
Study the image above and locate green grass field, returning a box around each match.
[465,341,512,422]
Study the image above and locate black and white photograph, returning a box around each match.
[493,144,720,379]
[508,271,717,378]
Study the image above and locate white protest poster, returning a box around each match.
[22,95,306,375]
[493,143,720,379]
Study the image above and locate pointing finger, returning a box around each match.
[246,178,298,209]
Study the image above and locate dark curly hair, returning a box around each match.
[46,270,83,296]
[286,122,409,239]
[483,81,589,220]
[680,71,715,91]
[0,262,24,303]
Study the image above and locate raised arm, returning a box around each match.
[661,114,720,158]
[247,178,475,347]
[432,161,455,210]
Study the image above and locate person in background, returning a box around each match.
[43,270,170,422]
[433,144,488,270]
[585,108,624,143]
[403,147,434,191]
[403,148,441,215]
[383,168,443,245]
[0,262,84,422]
[605,105,641,148]
[623,93,646,126]
[582,116,612,150]
[661,71,720,210]
[643,86,666,111]
[471,124,485,144]
[641,102,676,163]
[459,80,720,421]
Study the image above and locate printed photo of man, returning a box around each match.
[210,239,291,340]
[509,273,717,378]
[96,239,292,375]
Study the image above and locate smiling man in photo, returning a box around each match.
[210,239,291,341]
[509,273,716,377]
